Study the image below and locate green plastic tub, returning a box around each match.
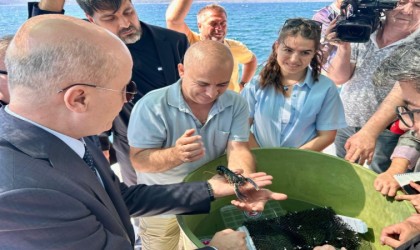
[177,148,415,249]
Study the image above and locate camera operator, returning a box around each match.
[325,0,419,173]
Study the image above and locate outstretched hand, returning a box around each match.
[374,172,401,197]
[380,214,420,248]
[208,169,287,212]
[395,181,420,213]
[344,129,376,165]
[231,187,288,212]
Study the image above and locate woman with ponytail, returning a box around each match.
[241,18,346,151]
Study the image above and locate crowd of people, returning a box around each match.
[0,0,419,249]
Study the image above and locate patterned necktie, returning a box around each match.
[83,145,99,177]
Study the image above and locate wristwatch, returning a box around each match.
[206,181,215,201]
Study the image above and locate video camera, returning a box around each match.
[335,0,398,43]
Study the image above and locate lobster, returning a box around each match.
[216,165,259,200]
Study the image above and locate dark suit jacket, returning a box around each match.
[396,234,420,250]
[0,109,211,249]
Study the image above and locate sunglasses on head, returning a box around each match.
[283,18,322,32]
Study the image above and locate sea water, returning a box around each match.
[0,2,330,63]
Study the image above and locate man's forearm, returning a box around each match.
[230,152,255,175]
[166,0,192,30]
[360,83,403,138]
[130,148,183,173]
[227,143,256,175]
[240,55,257,84]
[326,43,353,85]
[299,131,336,152]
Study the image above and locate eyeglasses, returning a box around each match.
[396,106,420,128]
[0,70,7,75]
[57,80,138,102]
[283,18,322,32]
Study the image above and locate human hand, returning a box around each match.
[313,245,346,250]
[208,229,247,250]
[174,129,205,163]
[323,18,350,48]
[230,187,288,212]
[374,172,401,197]
[344,130,376,165]
[208,169,287,212]
[323,18,338,41]
[395,182,420,213]
[380,214,420,248]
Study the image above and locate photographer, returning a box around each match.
[325,0,419,173]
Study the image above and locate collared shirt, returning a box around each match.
[5,106,104,185]
[5,106,85,157]
[340,29,420,127]
[127,79,249,185]
[241,68,346,148]
[187,29,254,92]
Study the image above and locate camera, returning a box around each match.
[335,0,398,43]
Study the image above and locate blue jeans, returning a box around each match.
[335,126,400,174]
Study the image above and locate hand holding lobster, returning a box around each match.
[208,166,288,212]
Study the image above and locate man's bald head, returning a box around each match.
[183,40,233,74]
[178,40,234,107]
[6,14,132,105]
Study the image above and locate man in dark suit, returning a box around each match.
[0,14,286,249]
[30,0,190,186]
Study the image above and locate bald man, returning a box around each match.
[0,15,286,249]
[128,40,256,250]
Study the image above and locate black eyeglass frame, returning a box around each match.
[0,70,7,75]
[396,105,420,128]
[283,18,323,31]
[57,81,138,102]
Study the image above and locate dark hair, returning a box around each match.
[259,18,323,93]
[76,0,128,16]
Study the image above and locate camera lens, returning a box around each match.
[336,21,372,43]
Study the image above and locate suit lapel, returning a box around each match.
[0,109,131,242]
[143,22,177,84]
[85,138,134,242]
